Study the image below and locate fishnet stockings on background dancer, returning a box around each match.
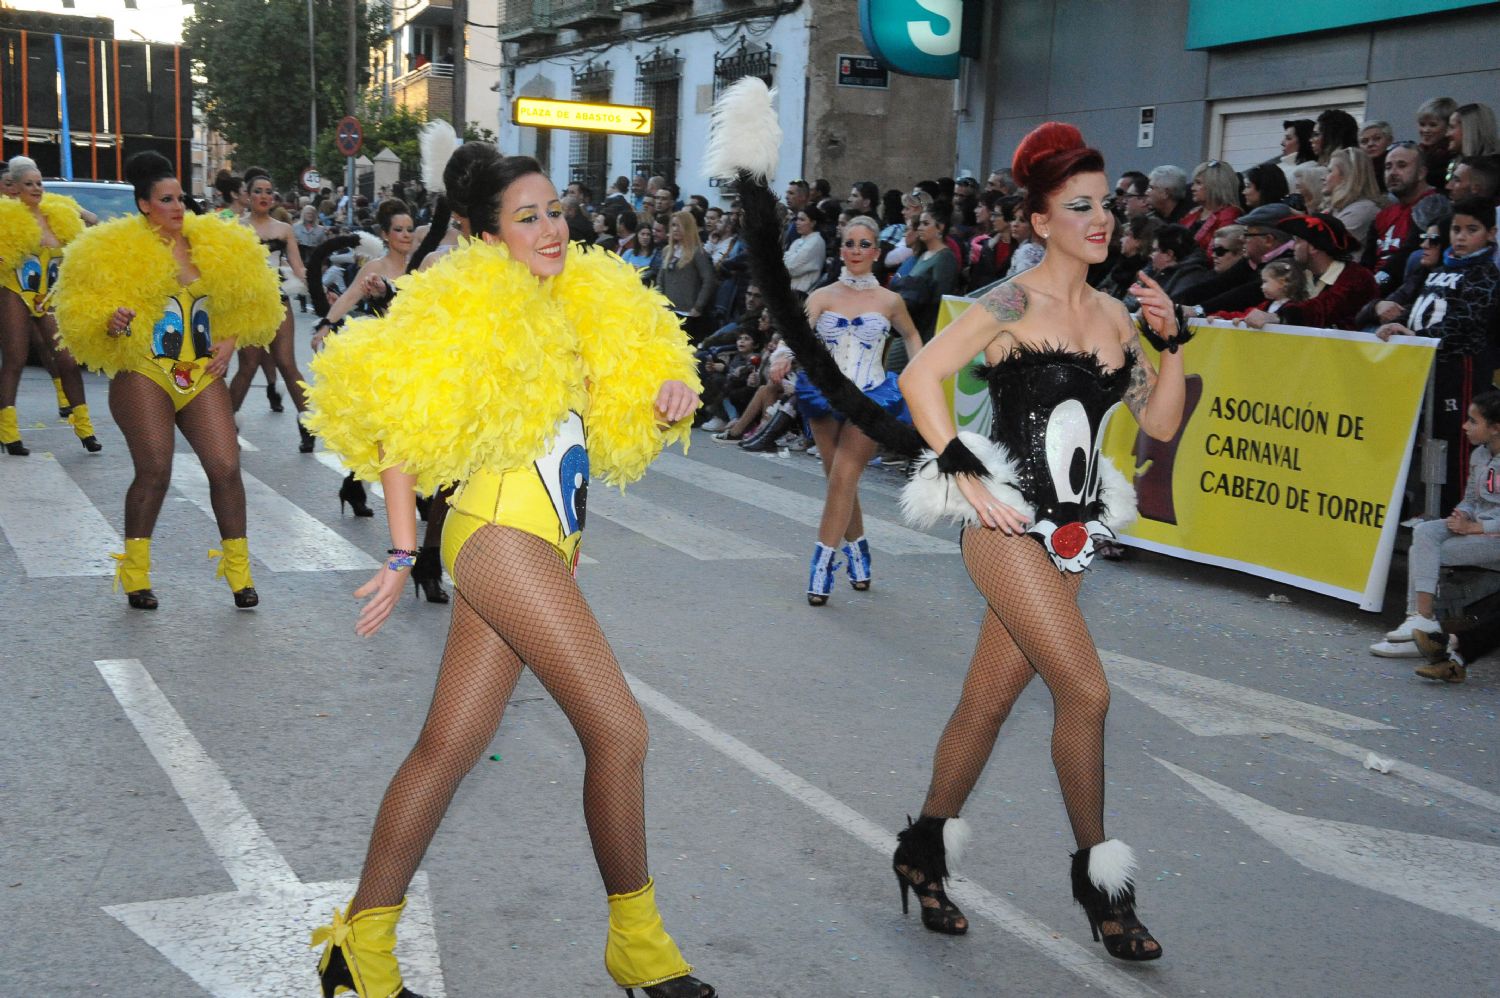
[0,291,97,453]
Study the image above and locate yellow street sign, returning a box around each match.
[512,97,654,136]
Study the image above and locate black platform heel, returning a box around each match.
[3,440,29,456]
[1071,840,1161,961]
[318,943,425,998]
[127,590,159,610]
[411,546,449,604]
[625,978,716,998]
[893,814,970,935]
[233,587,259,609]
[339,473,374,517]
[298,420,316,453]
[80,435,102,453]
[266,381,284,412]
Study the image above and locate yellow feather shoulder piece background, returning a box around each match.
[53,216,178,374]
[54,213,282,374]
[180,213,283,349]
[0,197,41,268]
[304,239,587,495]
[550,245,700,487]
[39,193,85,246]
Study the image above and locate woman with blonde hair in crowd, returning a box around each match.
[655,208,717,341]
[1323,147,1385,247]
[1448,102,1500,158]
[1182,160,1242,252]
[1418,96,1459,190]
[1292,161,1329,213]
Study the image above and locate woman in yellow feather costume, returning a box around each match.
[303,154,715,998]
[52,151,282,611]
[0,156,98,455]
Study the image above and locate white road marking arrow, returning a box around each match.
[1156,757,1500,933]
[96,658,447,997]
[1103,651,1500,816]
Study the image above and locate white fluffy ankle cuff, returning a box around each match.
[943,817,972,871]
[1088,839,1138,903]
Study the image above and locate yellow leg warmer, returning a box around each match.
[111,537,152,593]
[52,377,70,412]
[310,899,411,998]
[604,878,693,989]
[209,537,254,592]
[70,403,95,439]
[0,406,21,445]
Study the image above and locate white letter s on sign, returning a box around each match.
[908,0,962,57]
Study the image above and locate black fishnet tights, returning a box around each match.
[350,525,651,914]
[108,373,247,538]
[2,294,86,412]
[228,305,308,414]
[921,525,1111,850]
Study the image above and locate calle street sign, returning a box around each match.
[512,97,654,136]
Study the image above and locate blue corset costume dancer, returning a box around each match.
[794,311,910,423]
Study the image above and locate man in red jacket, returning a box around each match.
[1364,142,1443,291]
[1243,213,1377,329]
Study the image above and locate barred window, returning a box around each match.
[633,48,683,187]
[570,61,613,206]
[713,41,775,101]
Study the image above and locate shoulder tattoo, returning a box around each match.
[982,281,1028,324]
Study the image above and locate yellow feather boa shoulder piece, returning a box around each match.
[550,245,700,487]
[0,197,41,268]
[40,193,85,246]
[54,213,282,374]
[304,239,587,495]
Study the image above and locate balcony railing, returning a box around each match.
[551,0,621,27]
[394,61,453,87]
[500,0,558,41]
[615,0,692,12]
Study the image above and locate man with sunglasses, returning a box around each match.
[1192,203,1298,315]
[1115,172,1152,220]
[1364,141,1443,289]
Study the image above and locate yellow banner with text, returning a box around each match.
[936,298,1437,610]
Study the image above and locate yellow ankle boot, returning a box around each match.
[311,899,424,998]
[53,377,72,417]
[70,403,102,452]
[209,537,258,607]
[111,537,157,609]
[0,405,27,454]
[605,878,695,993]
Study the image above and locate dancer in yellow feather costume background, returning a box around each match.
[0,156,98,455]
[303,150,716,998]
[52,151,282,611]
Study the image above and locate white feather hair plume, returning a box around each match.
[419,118,460,194]
[702,76,782,182]
[353,231,386,262]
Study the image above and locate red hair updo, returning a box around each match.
[1012,122,1105,223]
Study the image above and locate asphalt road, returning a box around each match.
[3,314,1496,997]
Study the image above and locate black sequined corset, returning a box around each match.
[978,346,1134,529]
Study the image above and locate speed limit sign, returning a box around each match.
[301,167,322,191]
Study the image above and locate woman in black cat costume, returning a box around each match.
[706,82,1186,962]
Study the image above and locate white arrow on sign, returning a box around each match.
[96,658,446,997]
[1156,757,1500,933]
[1102,650,1500,816]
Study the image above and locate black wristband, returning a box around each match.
[935,437,990,478]
[1136,303,1193,353]
[387,547,419,558]
[315,317,344,335]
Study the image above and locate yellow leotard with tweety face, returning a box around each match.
[2,245,62,317]
[441,410,590,578]
[129,280,216,411]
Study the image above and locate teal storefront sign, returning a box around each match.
[858,0,969,80]
[1187,0,1495,48]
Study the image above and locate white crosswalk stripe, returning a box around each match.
[651,452,953,555]
[590,489,792,561]
[170,454,379,572]
[0,452,122,576]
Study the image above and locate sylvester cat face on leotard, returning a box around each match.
[1027,394,1116,573]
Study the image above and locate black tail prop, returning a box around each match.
[735,168,925,458]
[407,196,452,274]
[303,235,362,319]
